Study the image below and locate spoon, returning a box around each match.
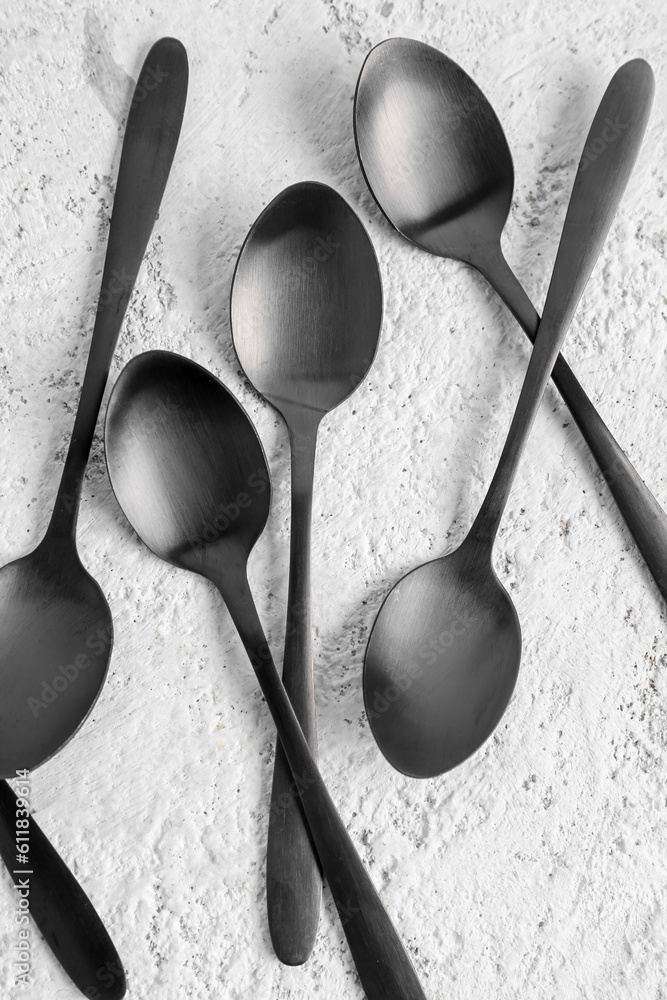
[354,38,667,605]
[0,37,187,995]
[362,60,654,778]
[105,350,426,1000]
[230,180,382,965]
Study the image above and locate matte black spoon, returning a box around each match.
[354,38,667,603]
[363,60,654,778]
[230,181,382,965]
[0,37,187,996]
[105,350,426,1000]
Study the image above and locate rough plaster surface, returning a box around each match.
[1,0,667,997]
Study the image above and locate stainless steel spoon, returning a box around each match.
[354,37,667,604]
[105,350,426,1000]
[363,60,654,778]
[0,37,187,996]
[230,180,382,965]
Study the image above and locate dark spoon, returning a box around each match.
[354,37,667,604]
[105,350,427,1000]
[0,37,187,997]
[362,59,654,778]
[230,180,382,965]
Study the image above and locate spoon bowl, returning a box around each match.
[0,551,111,774]
[231,181,382,417]
[104,350,270,572]
[354,37,513,263]
[364,542,520,777]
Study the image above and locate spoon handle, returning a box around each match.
[0,779,125,999]
[470,59,654,546]
[220,570,426,1000]
[266,420,322,965]
[477,221,667,604]
[46,37,188,540]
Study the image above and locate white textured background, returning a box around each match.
[1,0,667,997]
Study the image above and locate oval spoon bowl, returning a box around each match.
[354,37,513,262]
[231,180,382,416]
[364,544,520,777]
[105,351,270,574]
[0,554,111,774]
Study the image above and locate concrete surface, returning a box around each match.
[0,0,666,997]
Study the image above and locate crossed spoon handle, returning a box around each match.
[472,129,666,592]
[469,59,655,547]
[218,568,426,1000]
[47,37,188,541]
[266,421,322,965]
